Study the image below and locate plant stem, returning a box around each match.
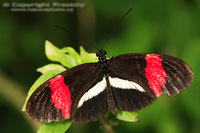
[100,117,118,133]
[0,70,40,132]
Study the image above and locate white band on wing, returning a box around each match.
[109,77,145,92]
[77,77,107,108]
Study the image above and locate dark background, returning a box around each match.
[0,0,200,133]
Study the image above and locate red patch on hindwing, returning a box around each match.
[49,75,71,119]
[145,54,166,97]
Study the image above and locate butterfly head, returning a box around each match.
[96,49,107,62]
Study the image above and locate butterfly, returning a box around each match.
[26,50,193,123]
[25,8,193,123]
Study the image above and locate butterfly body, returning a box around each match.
[26,50,193,123]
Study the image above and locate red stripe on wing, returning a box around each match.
[49,75,71,119]
[145,54,166,97]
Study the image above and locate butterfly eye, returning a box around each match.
[96,52,100,57]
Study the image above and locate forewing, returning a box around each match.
[159,54,193,96]
[107,53,193,112]
[26,63,107,123]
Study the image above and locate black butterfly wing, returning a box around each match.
[26,63,107,123]
[107,53,193,112]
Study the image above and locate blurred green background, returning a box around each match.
[0,0,200,133]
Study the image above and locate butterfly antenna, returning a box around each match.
[102,7,134,50]
[54,25,100,51]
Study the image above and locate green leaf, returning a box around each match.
[61,47,82,65]
[37,120,72,133]
[37,64,66,74]
[45,42,82,68]
[57,54,77,68]
[45,40,60,62]
[22,68,65,111]
[80,46,98,63]
[115,108,139,122]
[45,41,97,68]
